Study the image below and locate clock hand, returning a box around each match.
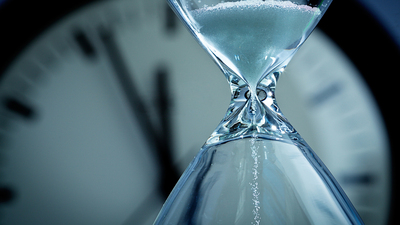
[99,28,154,146]
[165,3,178,34]
[99,28,180,199]
[155,66,182,196]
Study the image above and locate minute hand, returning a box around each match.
[99,28,180,199]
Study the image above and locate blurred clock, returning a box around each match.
[0,0,398,225]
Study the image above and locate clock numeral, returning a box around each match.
[309,82,343,107]
[3,97,35,119]
[0,186,15,204]
[73,29,96,59]
[341,173,375,186]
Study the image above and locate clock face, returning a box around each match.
[0,0,395,225]
[278,29,391,225]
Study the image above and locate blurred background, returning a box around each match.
[0,0,399,224]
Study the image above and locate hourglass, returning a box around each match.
[154,0,364,224]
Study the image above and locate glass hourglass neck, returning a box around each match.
[206,65,297,146]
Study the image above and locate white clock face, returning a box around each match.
[278,29,390,225]
[0,0,391,225]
